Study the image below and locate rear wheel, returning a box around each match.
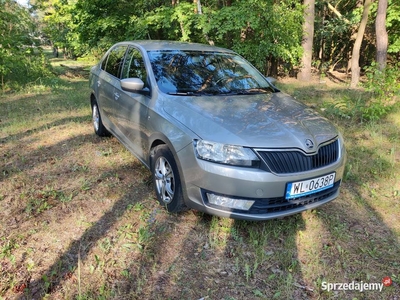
[152,145,186,213]
[92,101,110,137]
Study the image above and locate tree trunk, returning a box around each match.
[270,57,279,77]
[375,0,388,71]
[194,0,202,14]
[298,0,315,82]
[350,0,372,88]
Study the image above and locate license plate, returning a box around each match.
[285,173,336,200]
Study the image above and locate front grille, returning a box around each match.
[257,139,339,174]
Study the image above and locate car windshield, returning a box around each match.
[147,50,273,95]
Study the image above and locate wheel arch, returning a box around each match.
[90,93,97,106]
[148,136,172,167]
[148,135,191,203]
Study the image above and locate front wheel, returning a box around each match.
[151,145,186,213]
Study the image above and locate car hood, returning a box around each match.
[163,92,338,152]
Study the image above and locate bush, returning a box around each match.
[362,62,400,121]
[0,49,54,92]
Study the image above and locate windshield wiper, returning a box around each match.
[220,87,273,95]
[167,91,213,96]
[167,87,274,96]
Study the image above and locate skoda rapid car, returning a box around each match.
[89,41,346,220]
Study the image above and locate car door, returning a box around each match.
[97,45,128,132]
[114,46,151,162]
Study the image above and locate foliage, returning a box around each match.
[32,0,80,56]
[313,0,366,72]
[362,62,400,120]
[28,0,400,76]
[386,0,400,53]
[72,0,143,56]
[3,0,400,90]
[0,0,53,91]
[204,0,304,73]
[319,62,399,123]
[313,0,400,73]
[39,0,304,74]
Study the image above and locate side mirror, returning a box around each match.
[121,78,144,92]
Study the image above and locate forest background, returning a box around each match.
[2,0,400,91]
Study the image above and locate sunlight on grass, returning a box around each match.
[389,111,400,124]
[296,212,330,283]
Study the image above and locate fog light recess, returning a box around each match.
[207,193,255,211]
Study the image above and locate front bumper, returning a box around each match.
[176,142,346,221]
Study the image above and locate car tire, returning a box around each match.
[152,145,186,213]
[91,101,110,137]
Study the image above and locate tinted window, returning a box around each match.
[147,50,272,95]
[104,45,127,78]
[121,47,147,84]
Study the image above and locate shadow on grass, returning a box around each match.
[0,79,89,138]
[0,115,90,145]
[16,169,149,299]
[314,187,400,298]
[65,212,308,299]
[312,123,400,298]
[0,129,94,188]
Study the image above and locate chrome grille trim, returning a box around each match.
[256,139,339,174]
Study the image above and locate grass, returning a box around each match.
[0,58,399,299]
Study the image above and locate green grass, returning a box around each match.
[0,62,399,299]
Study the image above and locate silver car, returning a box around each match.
[89,41,346,221]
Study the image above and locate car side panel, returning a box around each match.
[113,86,150,162]
[97,71,118,130]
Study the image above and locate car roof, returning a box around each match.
[116,40,235,53]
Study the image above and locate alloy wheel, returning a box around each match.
[92,104,100,132]
[154,156,175,204]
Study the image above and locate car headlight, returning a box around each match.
[194,140,259,167]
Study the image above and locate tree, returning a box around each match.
[0,0,50,90]
[350,0,372,88]
[32,0,76,57]
[205,0,303,75]
[375,0,388,71]
[315,0,354,73]
[70,0,304,74]
[386,0,400,55]
[29,0,398,82]
[298,0,315,81]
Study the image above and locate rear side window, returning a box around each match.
[104,45,127,78]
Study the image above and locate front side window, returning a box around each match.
[121,47,147,84]
[147,50,273,95]
[104,45,127,78]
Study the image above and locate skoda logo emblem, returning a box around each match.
[305,139,314,149]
